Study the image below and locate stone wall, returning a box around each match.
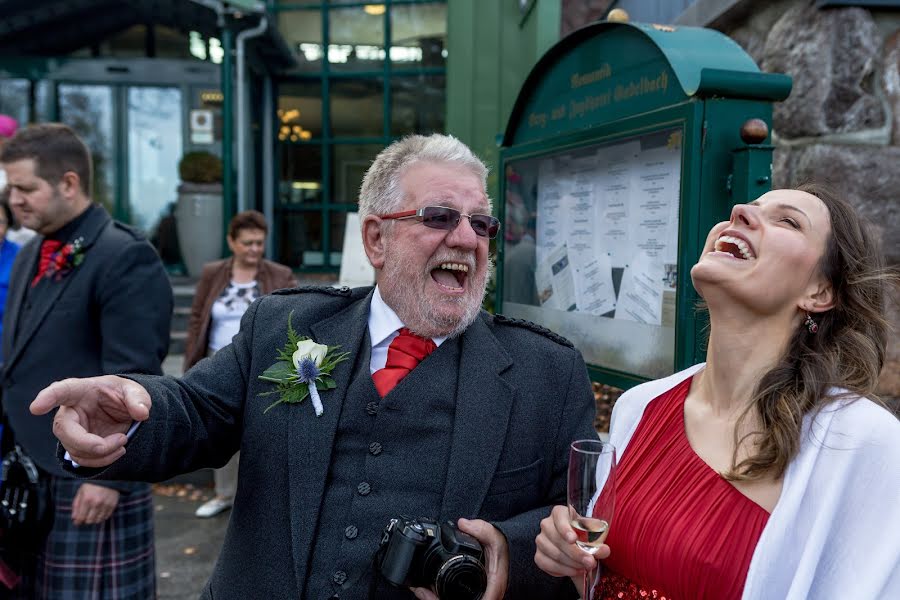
[719,1,900,398]
[560,0,615,36]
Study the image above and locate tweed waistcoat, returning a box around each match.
[304,333,460,600]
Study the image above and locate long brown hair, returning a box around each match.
[727,183,896,481]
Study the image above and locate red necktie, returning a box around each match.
[372,328,437,397]
[31,239,63,287]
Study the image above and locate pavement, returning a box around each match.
[154,473,228,599]
[154,353,225,599]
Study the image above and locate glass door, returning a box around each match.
[58,84,116,215]
[127,86,183,233]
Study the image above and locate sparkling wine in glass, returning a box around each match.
[568,439,616,599]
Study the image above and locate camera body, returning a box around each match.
[377,516,487,600]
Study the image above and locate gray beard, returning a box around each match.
[379,247,490,339]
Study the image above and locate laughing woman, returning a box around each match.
[535,184,900,599]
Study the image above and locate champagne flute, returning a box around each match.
[568,439,616,600]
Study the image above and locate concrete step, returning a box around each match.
[172,285,196,309]
[170,331,187,356]
[172,306,191,332]
[163,354,184,377]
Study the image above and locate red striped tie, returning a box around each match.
[372,328,437,397]
[31,239,63,287]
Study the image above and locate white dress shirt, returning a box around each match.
[368,285,445,374]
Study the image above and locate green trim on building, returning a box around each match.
[446,0,561,205]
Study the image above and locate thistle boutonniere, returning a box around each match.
[45,237,86,281]
[259,311,349,416]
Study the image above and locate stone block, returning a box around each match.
[774,144,900,397]
[884,30,900,145]
[763,5,885,137]
[561,0,615,37]
[772,144,899,264]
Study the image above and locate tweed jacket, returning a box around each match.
[82,286,596,599]
[183,257,297,371]
[2,205,172,490]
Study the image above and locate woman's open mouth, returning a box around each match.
[712,235,756,260]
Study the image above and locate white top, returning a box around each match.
[5,226,36,246]
[367,285,446,374]
[609,363,900,599]
[208,280,259,353]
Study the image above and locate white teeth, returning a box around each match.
[439,262,469,272]
[714,235,755,260]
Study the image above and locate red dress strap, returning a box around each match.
[595,376,770,600]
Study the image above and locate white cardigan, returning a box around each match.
[608,363,900,599]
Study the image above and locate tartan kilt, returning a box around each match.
[5,475,156,600]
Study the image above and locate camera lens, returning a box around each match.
[433,555,487,600]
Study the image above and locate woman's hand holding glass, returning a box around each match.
[535,505,609,592]
[535,439,616,599]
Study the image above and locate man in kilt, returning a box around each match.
[0,123,172,598]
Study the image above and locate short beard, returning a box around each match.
[379,243,492,339]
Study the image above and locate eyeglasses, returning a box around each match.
[379,206,501,239]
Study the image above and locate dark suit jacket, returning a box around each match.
[81,286,594,598]
[2,205,172,489]
[183,257,297,371]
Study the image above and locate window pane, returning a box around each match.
[391,75,445,135]
[59,85,116,215]
[391,3,446,68]
[127,87,183,234]
[330,79,383,137]
[329,6,385,72]
[328,211,346,266]
[277,211,320,269]
[331,144,383,205]
[35,81,53,122]
[278,9,323,72]
[0,79,29,126]
[278,80,323,140]
[279,144,323,205]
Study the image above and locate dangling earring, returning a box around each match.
[804,313,818,334]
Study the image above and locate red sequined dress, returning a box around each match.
[594,377,770,600]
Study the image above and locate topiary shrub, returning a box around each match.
[178,151,223,184]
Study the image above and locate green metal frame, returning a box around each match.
[272,0,446,272]
[497,102,704,391]
[495,21,790,389]
[0,71,196,225]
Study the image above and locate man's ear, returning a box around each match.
[59,171,81,200]
[362,216,386,270]
[802,276,835,314]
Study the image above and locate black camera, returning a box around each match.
[376,516,487,600]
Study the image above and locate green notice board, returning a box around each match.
[497,21,791,389]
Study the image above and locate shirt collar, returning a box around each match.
[368,285,447,348]
[46,203,96,242]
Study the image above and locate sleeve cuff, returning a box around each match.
[64,420,141,468]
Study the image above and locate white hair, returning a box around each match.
[357,134,490,222]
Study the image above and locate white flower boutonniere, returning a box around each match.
[259,311,349,416]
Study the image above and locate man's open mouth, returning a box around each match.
[430,262,469,292]
[713,235,755,260]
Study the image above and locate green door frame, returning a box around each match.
[271,0,447,272]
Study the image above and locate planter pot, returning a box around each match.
[176,182,223,277]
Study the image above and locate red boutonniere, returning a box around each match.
[44,237,86,281]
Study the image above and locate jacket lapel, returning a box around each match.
[5,207,110,372]
[286,288,374,592]
[439,315,515,519]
